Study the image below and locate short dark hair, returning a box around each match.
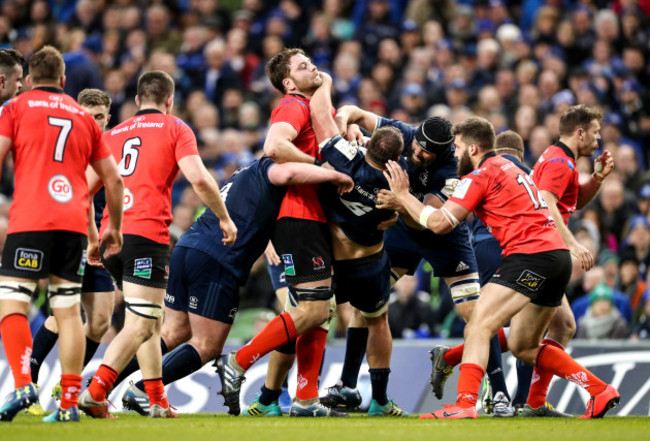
[265,48,305,93]
[495,130,524,159]
[0,48,25,75]
[366,126,404,167]
[77,88,111,108]
[137,70,174,105]
[28,45,64,83]
[559,105,602,136]
[452,117,495,152]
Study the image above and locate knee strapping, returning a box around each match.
[124,297,163,320]
[450,278,480,304]
[293,286,334,302]
[48,283,82,308]
[360,302,389,318]
[0,281,37,303]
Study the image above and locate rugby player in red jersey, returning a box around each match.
[380,117,619,420]
[79,71,236,419]
[0,49,24,102]
[0,46,124,422]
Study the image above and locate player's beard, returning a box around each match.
[292,73,323,95]
[457,150,474,176]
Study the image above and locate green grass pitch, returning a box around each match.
[2,413,648,441]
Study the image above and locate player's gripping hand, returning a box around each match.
[220,218,238,246]
[100,226,123,259]
[345,124,365,145]
[383,160,410,197]
[264,241,281,266]
[593,150,615,181]
[569,239,594,271]
[87,239,104,268]
[334,172,354,195]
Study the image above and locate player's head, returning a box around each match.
[27,45,65,89]
[495,130,525,161]
[408,116,454,169]
[0,48,25,102]
[136,70,175,112]
[452,117,495,176]
[366,126,404,168]
[266,48,323,95]
[78,88,111,132]
[559,104,602,158]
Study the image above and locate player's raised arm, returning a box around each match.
[309,72,339,143]
[268,161,353,195]
[335,105,379,138]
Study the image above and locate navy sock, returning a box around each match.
[340,327,368,389]
[369,368,390,406]
[486,334,510,400]
[116,339,168,388]
[83,337,101,368]
[135,342,200,390]
[259,384,282,406]
[31,323,59,383]
[513,359,533,406]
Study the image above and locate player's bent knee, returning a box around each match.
[48,283,82,308]
[450,279,480,305]
[359,303,389,320]
[0,281,37,303]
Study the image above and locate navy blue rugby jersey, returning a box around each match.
[176,157,286,282]
[320,136,407,247]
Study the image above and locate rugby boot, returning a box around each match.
[78,389,115,419]
[521,402,572,418]
[122,381,150,416]
[245,394,282,416]
[429,346,454,399]
[279,387,292,414]
[368,399,408,417]
[0,383,39,422]
[419,403,478,419]
[51,381,62,401]
[579,385,620,419]
[491,392,515,418]
[25,400,45,416]
[149,403,178,418]
[42,406,80,422]
[214,351,246,415]
[319,383,362,411]
[289,399,349,417]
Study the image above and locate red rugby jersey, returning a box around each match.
[0,87,110,235]
[100,110,198,244]
[530,142,579,225]
[449,154,567,256]
[271,94,327,222]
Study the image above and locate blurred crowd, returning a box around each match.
[0,0,648,341]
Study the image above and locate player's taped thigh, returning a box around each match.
[0,281,37,303]
[359,301,389,319]
[124,296,164,320]
[318,296,338,331]
[292,286,334,302]
[449,278,481,304]
[48,283,82,308]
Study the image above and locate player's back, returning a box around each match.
[102,110,198,244]
[0,88,107,235]
[178,157,286,282]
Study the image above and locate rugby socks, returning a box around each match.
[369,368,390,406]
[236,312,297,371]
[295,327,328,400]
[143,377,169,408]
[259,384,282,406]
[113,339,168,388]
[486,334,510,400]
[534,344,606,397]
[31,323,59,383]
[0,313,33,388]
[60,374,82,409]
[512,359,532,407]
[456,363,485,408]
[340,327,368,389]
[526,338,563,408]
[88,364,119,402]
[83,337,101,368]
[444,328,508,367]
[135,344,203,391]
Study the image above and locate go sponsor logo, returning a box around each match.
[48,174,72,203]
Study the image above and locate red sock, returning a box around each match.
[526,338,563,408]
[295,327,328,400]
[444,344,464,367]
[534,344,606,397]
[60,374,82,409]
[456,363,484,408]
[235,312,297,370]
[497,328,508,351]
[88,364,118,402]
[0,313,33,388]
[143,377,169,408]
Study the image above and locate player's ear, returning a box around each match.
[283,78,294,92]
[59,75,66,90]
[25,74,32,89]
[0,74,5,89]
[135,95,140,107]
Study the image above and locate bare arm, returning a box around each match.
[263,122,315,164]
[540,189,593,270]
[309,73,339,142]
[267,161,353,194]
[90,156,124,258]
[576,150,615,209]
[335,105,379,136]
[178,154,237,245]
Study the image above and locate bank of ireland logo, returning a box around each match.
[282,254,295,276]
[48,174,72,203]
[123,188,134,211]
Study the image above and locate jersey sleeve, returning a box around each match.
[321,137,362,175]
[448,174,487,213]
[376,117,416,146]
[428,161,460,202]
[0,100,16,139]
[271,99,310,134]
[533,159,573,200]
[174,120,200,161]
